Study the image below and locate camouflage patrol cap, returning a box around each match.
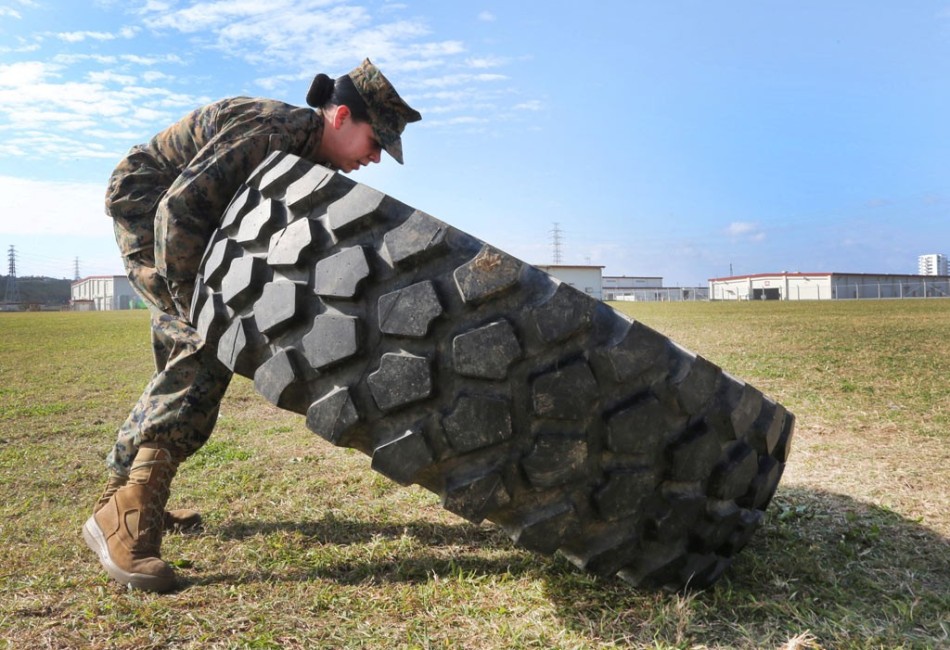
[346,58,421,164]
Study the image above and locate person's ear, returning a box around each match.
[332,104,351,129]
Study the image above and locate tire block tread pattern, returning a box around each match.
[194,152,795,590]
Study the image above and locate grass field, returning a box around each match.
[1,299,947,649]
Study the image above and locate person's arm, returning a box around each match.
[154,127,291,319]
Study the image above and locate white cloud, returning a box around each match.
[0,41,42,54]
[141,70,171,83]
[432,116,488,126]
[727,221,757,236]
[404,40,465,58]
[419,73,507,88]
[0,0,39,18]
[121,54,185,66]
[0,176,112,238]
[0,57,207,161]
[514,100,543,111]
[466,56,507,69]
[87,70,137,85]
[137,0,174,13]
[0,0,528,165]
[143,0,343,34]
[56,31,118,43]
[52,53,118,65]
[0,60,56,86]
[478,11,496,22]
[726,221,766,242]
[137,1,468,78]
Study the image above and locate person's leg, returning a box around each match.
[94,307,230,529]
[95,248,225,525]
[86,231,232,590]
[106,306,233,475]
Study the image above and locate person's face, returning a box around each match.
[322,106,383,173]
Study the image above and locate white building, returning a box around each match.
[918,253,948,276]
[537,265,604,300]
[709,272,950,301]
[602,275,663,300]
[71,275,139,310]
[604,275,711,302]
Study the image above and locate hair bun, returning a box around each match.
[306,73,335,107]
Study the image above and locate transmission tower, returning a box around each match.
[4,245,21,304]
[550,222,564,264]
[74,257,80,281]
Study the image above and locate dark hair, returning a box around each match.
[306,73,370,122]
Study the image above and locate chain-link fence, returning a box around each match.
[608,287,710,302]
[831,279,950,300]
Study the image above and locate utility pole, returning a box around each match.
[550,222,563,265]
[4,245,21,304]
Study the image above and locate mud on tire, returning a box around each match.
[192,151,795,590]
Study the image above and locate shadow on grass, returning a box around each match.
[542,487,950,647]
[187,488,948,646]
[188,516,542,587]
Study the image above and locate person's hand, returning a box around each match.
[168,281,195,322]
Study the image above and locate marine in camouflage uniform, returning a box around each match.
[105,97,327,473]
[84,59,421,593]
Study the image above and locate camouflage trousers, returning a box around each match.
[105,225,233,476]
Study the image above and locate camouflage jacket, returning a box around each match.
[105,97,325,314]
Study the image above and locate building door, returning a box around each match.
[752,288,781,300]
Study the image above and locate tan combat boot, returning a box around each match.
[94,473,202,531]
[83,443,180,592]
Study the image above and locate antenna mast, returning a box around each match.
[550,222,563,264]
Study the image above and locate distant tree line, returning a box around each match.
[0,275,72,306]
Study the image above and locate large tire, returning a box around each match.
[192,151,794,590]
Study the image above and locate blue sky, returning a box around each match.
[1,1,948,285]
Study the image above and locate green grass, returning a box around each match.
[1,303,947,649]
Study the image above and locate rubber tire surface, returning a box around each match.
[192,151,795,590]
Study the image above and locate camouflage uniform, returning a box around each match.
[84,60,421,594]
[105,97,326,474]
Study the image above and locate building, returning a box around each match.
[537,265,604,300]
[71,275,140,310]
[709,272,950,301]
[602,275,663,300]
[918,253,949,276]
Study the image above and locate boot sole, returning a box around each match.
[191,152,795,590]
[82,516,177,592]
[164,510,202,532]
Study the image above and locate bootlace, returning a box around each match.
[95,474,127,513]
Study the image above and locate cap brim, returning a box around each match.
[381,135,404,164]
